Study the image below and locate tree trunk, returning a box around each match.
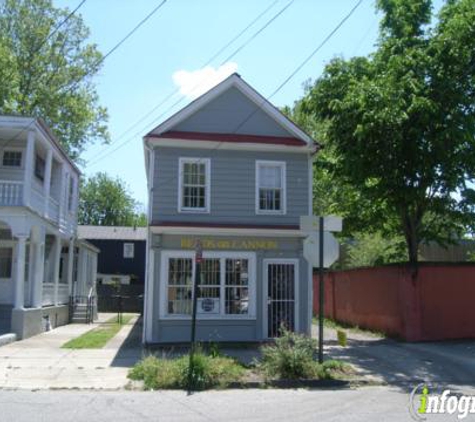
[401,209,420,279]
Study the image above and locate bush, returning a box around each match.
[128,352,245,391]
[259,327,318,379]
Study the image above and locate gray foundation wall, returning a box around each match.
[11,305,69,340]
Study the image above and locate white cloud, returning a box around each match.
[172,62,238,100]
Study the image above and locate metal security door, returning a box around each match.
[266,262,296,338]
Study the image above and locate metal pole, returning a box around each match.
[188,241,202,391]
[318,216,325,364]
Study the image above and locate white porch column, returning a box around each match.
[67,238,75,296]
[23,131,35,207]
[58,165,66,226]
[52,236,61,306]
[31,228,45,308]
[43,148,53,217]
[13,235,27,310]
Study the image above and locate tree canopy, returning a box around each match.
[292,0,475,266]
[0,0,109,161]
[79,173,146,227]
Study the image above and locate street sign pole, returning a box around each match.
[318,216,324,364]
[188,240,202,392]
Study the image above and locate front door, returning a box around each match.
[265,260,297,338]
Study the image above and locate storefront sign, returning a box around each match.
[180,238,279,250]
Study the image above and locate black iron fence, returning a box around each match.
[96,285,144,314]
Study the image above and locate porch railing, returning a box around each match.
[0,181,23,206]
[47,197,60,223]
[69,294,96,324]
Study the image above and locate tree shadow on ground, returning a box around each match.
[326,336,475,393]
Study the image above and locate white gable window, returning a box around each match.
[178,158,210,213]
[123,243,134,259]
[256,160,286,214]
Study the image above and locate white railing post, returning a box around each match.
[13,235,28,310]
[43,148,53,218]
[23,131,35,207]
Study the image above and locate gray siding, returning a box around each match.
[173,87,294,137]
[152,148,309,226]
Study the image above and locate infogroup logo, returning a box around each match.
[409,384,475,420]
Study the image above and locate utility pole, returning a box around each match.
[188,239,202,391]
[318,216,325,364]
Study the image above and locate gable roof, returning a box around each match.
[77,225,147,241]
[145,73,317,147]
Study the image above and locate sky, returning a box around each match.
[54,0,442,208]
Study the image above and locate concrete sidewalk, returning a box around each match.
[0,313,144,390]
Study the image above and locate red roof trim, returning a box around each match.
[147,131,307,146]
[151,222,300,230]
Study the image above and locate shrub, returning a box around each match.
[316,360,352,380]
[128,352,245,390]
[259,327,318,379]
[337,330,347,347]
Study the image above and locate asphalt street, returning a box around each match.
[0,386,469,422]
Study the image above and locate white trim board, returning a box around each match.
[149,226,307,238]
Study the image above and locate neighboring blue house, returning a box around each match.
[78,226,146,286]
[142,74,317,344]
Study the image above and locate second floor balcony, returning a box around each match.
[0,116,79,234]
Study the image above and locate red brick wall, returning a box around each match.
[313,264,475,341]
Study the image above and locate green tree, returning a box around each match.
[0,0,109,160]
[298,0,475,267]
[79,173,146,227]
[345,231,407,269]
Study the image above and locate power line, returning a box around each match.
[135,0,365,192]
[87,0,280,156]
[0,0,170,152]
[87,0,294,167]
[37,0,87,52]
[232,0,364,136]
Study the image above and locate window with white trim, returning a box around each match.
[2,150,22,167]
[178,158,210,212]
[162,252,255,318]
[256,161,286,214]
[123,243,134,258]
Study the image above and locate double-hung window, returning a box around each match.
[161,252,255,318]
[256,160,286,214]
[178,158,210,213]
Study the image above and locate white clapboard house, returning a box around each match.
[0,115,99,340]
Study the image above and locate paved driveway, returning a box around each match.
[315,324,475,391]
[0,314,144,389]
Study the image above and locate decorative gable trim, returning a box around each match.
[145,74,317,146]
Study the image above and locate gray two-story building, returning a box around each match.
[143,74,317,344]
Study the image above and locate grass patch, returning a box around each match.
[128,352,246,391]
[313,317,385,338]
[62,314,134,349]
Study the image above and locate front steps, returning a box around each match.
[70,303,91,324]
